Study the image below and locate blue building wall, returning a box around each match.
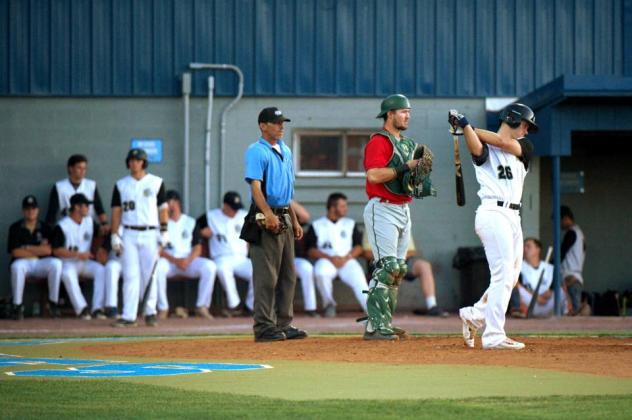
[1,0,631,98]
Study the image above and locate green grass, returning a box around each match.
[1,379,630,419]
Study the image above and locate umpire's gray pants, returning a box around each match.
[250,216,296,337]
[363,198,411,262]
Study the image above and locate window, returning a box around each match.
[293,130,372,177]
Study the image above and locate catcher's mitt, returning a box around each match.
[403,144,437,199]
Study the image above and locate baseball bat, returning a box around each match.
[139,254,160,317]
[452,134,466,206]
[526,246,554,319]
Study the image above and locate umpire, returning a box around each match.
[243,107,307,342]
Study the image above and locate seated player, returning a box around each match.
[509,237,568,318]
[52,193,106,319]
[363,230,447,317]
[155,191,217,320]
[197,191,254,316]
[8,195,62,320]
[96,230,123,319]
[305,192,368,317]
[290,200,319,317]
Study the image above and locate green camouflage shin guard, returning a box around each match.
[366,257,401,336]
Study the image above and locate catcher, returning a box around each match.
[362,94,436,340]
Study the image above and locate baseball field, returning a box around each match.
[1,314,632,419]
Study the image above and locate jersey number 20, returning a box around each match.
[497,165,513,180]
[122,201,136,211]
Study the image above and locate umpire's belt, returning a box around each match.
[496,201,521,210]
[271,207,289,215]
[124,225,158,231]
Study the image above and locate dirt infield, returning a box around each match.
[83,336,632,378]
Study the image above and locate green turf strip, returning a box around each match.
[0,379,631,419]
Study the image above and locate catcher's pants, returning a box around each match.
[155,257,217,310]
[61,259,105,315]
[11,257,62,305]
[104,258,122,309]
[363,198,410,261]
[314,258,368,312]
[215,255,254,311]
[468,205,523,347]
[294,257,317,311]
[120,229,159,321]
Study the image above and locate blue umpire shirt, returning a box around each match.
[244,138,294,207]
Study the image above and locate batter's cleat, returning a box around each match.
[282,326,308,340]
[324,304,336,318]
[459,307,483,348]
[92,309,107,320]
[483,337,525,350]
[195,306,213,320]
[145,314,158,327]
[363,330,399,341]
[78,307,92,320]
[255,330,286,343]
[112,319,137,328]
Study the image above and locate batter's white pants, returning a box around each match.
[61,259,105,315]
[155,257,217,310]
[10,257,62,305]
[294,257,317,311]
[104,258,122,309]
[517,285,568,317]
[314,258,368,312]
[215,255,254,311]
[469,206,523,348]
[120,230,159,321]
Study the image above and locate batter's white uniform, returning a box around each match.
[53,216,105,315]
[112,173,165,321]
[518,260,567,317]
[308,216,368,312]
[461,140,531,348]
[155,214,217,311]
[202,208,253,311]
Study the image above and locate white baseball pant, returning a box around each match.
[10,257,62,305]
[61,260,105,315]
[155,257,218,311]
[467,206,523,348]
[314,258,368,312]
[104,258,122,309]
[215,255,254,311]
[120,229,159,321]
[294,257,317,311]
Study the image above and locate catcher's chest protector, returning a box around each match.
[376,130,416,197]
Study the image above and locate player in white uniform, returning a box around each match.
[51,193,105,319]
[289,200,319,317]
[449,103,537,350]
[155,191,217,319]
[46,154,110,235]
[8,195,62,320]
[197,191,254,315]
[560,205,586,315]
[110,148,168,327]
[305,193,368,317]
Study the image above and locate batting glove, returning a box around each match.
[111,233,123,254]
[448,109,469,135]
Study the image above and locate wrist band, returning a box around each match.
[160,223,167,232]
[395,163,410,176]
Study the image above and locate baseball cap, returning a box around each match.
[70,193,92,207]
[258,107,291,124]
[223,191,244,210]
[22,195,38,209]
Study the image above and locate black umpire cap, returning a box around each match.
[223,191,244,211]
[258,107,291,124]
[22,195,38,209]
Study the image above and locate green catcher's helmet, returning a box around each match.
[376,94,411,118]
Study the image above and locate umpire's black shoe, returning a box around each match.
[254,330,286,343]
[282,326,308,340]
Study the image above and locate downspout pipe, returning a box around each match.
[181,73,191,214]
[189,63,244,207]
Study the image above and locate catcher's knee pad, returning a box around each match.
[366,282,395,335]
[373,256,401,287]
[395,258,407,285]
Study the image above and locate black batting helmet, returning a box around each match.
[499,103,538,133]
[126,148,148,169]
